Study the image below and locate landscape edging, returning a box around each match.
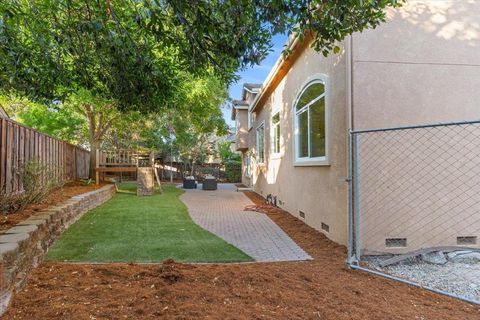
[0,184,116,315]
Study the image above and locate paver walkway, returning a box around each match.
[180,184,312,262]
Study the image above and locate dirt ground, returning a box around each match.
[0,181,105,232]
[3,191,479,319]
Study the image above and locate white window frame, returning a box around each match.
[256,121,265,165]
[248,110,254,130]
[244,153,251,178]
[292,76,330,166]
[271,112,281,156]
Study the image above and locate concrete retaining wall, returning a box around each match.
[0,184,116,314]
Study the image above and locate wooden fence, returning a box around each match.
[0,116,90,195]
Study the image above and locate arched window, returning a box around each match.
[294,79,327,162]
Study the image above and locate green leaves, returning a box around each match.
[0,0,401,159]
[0,0,401,114]
[0,0,179,112]
[0,93,84,144]
[218,141,240,164]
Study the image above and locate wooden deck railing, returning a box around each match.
[0,116,90,195]
[95,150,154,184]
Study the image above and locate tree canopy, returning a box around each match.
[1,0,401,108]
[0,0,401,178]
[0,0,181,111]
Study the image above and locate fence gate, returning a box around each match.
[348,120,480,305]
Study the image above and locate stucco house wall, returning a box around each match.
[352,0,480,129]
[351,0,480,254]
[247,45,349,245]
[236,0,480,250]
[235,110,249,150]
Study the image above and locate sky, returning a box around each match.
[223,34,288,127]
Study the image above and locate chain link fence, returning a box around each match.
[348,120,480,304]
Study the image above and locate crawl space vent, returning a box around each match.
[321,222,330,233]
[457,236,477,245]
[385,238,407,248]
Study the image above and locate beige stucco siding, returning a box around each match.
[351,0,480,253]
[355,1,480,66]
[240,0,480,250]
[247,45,349,245]
[352,0,480,129]
[235,110,249,150]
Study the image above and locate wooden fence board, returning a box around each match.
[0,118,6,193]
[5,122,13,194]
[0,116,90,195]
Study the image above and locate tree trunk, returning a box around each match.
[191,158,196,178]
[89,137,101,180]
[83,104,112,180]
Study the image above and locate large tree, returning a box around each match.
[1,0,402,98]
[0,0,401,178]
[0,0,182,177]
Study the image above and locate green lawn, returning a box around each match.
[46,183,252,263]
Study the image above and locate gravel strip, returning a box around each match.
[365,255,480,302]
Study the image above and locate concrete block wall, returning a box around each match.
[0,184,116,314]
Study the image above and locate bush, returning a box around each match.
[225,160,241,183]
[197,167,220,178]
[0,158,63,214]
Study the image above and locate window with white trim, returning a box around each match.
[294,80,326,162]
[248,111,254,130]
[272,112,280,154]
[256,122,265,164]
[244,153,251,177]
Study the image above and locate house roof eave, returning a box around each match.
[250,32,313,114]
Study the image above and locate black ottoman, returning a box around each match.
[183,178,197,189]
[202,177,217,190]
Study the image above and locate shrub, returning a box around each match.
[197,167,219,178]
[225,160,241,183]
[0,158,63,214]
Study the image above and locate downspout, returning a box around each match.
[347,35,354,132]
[346,34,356,265]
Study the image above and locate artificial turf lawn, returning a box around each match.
[46,183,252,263]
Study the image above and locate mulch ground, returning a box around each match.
[0,181,106,232]
[3,191,479,319]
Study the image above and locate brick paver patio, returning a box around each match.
[181,184,312,262]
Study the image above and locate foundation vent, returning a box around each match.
[266,194,277,207]
[299,211,305,219]
[457,236,477,245]
[321,222,330,233]
[385,238,407,248]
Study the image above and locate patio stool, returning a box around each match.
[202,176,217,190]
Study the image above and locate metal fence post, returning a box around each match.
[353,132,361,264]
[347,130,355,265]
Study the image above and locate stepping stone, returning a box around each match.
[0,233,30,244]
[4,225,38,235]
